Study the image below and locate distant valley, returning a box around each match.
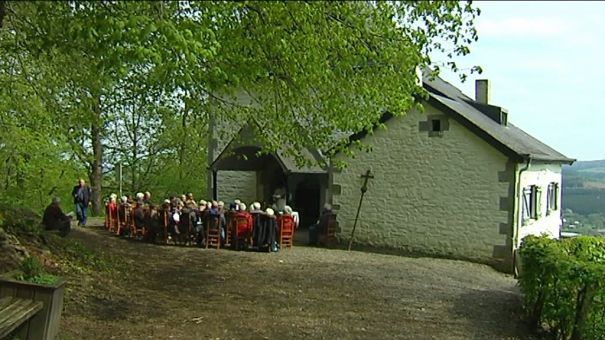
[562,159,605,234]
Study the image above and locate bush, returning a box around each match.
[14,256,59,285]
[0,203,43,235]
[518,235,605,340]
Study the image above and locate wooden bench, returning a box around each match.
[0,296,43,339]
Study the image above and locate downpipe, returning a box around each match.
[513,156,531,277]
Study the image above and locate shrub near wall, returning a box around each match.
[518,235,605,340]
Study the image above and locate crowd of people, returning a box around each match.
[40,179,336,248]
[104,192,301,252]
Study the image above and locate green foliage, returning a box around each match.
[49,236,111,275]
[1,1,481,206]
[518,235,605,340]
[0,203,43,235]
[14,256,59,285]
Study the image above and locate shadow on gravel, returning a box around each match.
[451,287,537,339]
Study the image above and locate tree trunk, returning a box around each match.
[207,109,215,199]
[178,112,187,182]
[89,98,103,216]
[0,0,6,29]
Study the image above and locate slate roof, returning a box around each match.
[213,74,574,172]
[423,75,575,164]
[211,124,327,174]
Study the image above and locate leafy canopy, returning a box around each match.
[0,1,480,204]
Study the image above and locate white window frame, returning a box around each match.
[522,185,540,224]
[546,182,558,214]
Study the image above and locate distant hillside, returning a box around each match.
[562,160,605,216]
[564,159,605,172]
[563,160,605,188]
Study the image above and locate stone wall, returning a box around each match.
[216,171,257,204]
[332,103,511,266]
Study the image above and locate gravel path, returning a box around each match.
[58,223,534,340]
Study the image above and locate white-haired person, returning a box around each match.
[266,208,279,252]
[232,202,252,248]
[116,196,131,236]
[284,205,299,229]
[252,207,278,252]
[143,192,152,205]
[308,203,333,246]
[105,194,118,231]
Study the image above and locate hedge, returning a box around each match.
[518,235,605,340]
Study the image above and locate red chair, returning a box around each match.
[232,213,252,250]
[107,202,118,233]
[277,214,295,249]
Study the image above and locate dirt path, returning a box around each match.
[58,222,534,340]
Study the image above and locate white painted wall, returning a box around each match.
[332,103,511,264]
[515,162,563,248]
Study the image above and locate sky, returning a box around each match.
[436,1,604,161]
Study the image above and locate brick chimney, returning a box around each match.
[469,79,508,126]
[475,79,491,105]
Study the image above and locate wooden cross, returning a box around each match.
[348,169,374,250]
[360,169,374,194]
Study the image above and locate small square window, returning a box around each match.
[431,119,441,132]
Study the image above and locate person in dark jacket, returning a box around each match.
[71,178,92,227]
[42,197,72,237]
[308,203,333,246]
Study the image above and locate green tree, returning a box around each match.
[1,1,480,208]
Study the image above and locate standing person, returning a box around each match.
[71,178,92,227]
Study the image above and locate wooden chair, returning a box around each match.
[205,215,221,249]
[181,211,193,247]
[320,213,338,245]
[106,204,118,233]
[161,209,169,244]
[277,214,295,249]
[116,204,130,236]
[223,212,233,248]
[104,204,110,230]
[130,206,146,240]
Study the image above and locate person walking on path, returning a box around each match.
[72,178,92,227]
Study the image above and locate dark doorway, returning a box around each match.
[293,177,321,229]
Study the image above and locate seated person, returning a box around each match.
[233,203,253,238]
[308,203,333,246]
[145,204,162,243]
[42,197,72,237]
[133,199,146,231]
[143,191,152,205]
[284,205,299,229]
[107,194,118,227]
[266,208,278,252]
